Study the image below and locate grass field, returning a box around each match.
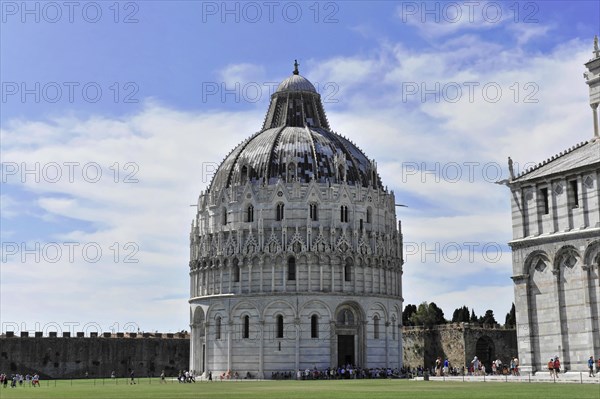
[0,379,598,399]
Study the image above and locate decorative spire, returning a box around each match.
[293,59,299,75]
[594,35,600,59]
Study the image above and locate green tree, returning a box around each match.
[470,309,478,323]
[402,304,417,326]
[480,309,497,325]
[452,305,470,323]
[504,303,516,327]
[429,302,446,325]
[409,302,446,327]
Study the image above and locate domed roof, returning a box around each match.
[275,74,316,93]
[207,62,382,193]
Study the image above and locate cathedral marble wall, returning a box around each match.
[509,160,600,373]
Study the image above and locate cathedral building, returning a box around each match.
[508,38,600,373]
[188,63,404,377]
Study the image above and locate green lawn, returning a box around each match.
[0,379,598,399]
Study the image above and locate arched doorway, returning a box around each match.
[475,336,495,372]
[334,302,365,367]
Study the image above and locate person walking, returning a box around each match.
[553,356,561,378]
[588,356,595,377]
[547,358,554,377]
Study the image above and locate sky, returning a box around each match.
[1,0,599,335]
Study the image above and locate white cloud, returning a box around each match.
[218,63,267,87]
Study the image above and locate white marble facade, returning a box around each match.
[188,66,404,378]
[508,40,600,374]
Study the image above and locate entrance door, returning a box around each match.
[337,335,355,366]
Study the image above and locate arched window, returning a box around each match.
[232,261,240,283]
[344,258,352,282]
[247,205,254,223]
[309,203,318,221]
[340,205,349,223]
[311,315,319,338]
[222,207,228,225]
[373,315,380,339]
[276,203,285,221]
[338,164,345,182]
[241,165,248,185]
[243,315,250,339]
[337,309,354,325]
[287,257,296,281]
[216,317,222,340]
[276,315,284,338]
[287,163,296,182]
[366,207,372,224]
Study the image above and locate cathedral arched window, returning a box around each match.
[311,315,319,338]
[340,205,349,223]
[366,207,372,224]
[373,315,380,339]
[287,257,296,281]
[309,203,318,221]
[344,258,352,282]
[247,205,254,223]
[276,315,284,338]
[216,317,222,340]
[276,203,285,221]
[242,315,250,339]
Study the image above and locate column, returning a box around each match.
[329,321,337,368]
[248,265,253,293]
[397,319,403,368]
[553,269,567,366]
[283,261,287,292]
[591,103,599,137]
[512,274,534,373]
[294,318,300,373]
[319,263,323,291]
[258,320,265,379]
[259,258,264,293]
[582,265,600,355]
[219,269,223,294]
[227,320,232,371]
[204,322,211,375]
[308,263,312,291]
[385,321,390,368]
[271,264,275,292]
[331,263,335,292]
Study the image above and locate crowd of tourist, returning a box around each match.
[0,373,40,387]
[271,365,413,380]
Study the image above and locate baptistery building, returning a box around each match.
[188,63,404,378]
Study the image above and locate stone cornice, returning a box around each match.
[508,227,600,249]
